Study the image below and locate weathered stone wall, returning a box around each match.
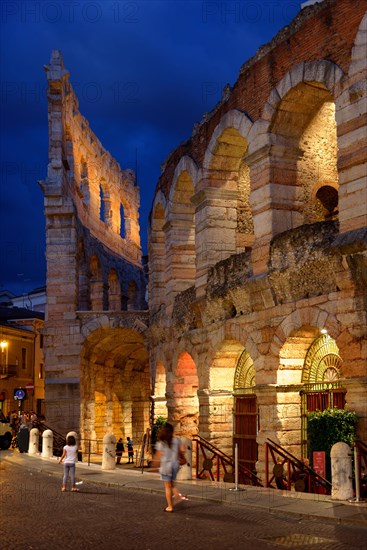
[148,0,367,479]
[40,52,148,437]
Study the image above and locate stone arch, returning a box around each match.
[302,334,343,384]
[118,197,133,240]
[148,194,167,313]
[194,111,254,290]
[165,158,197,306]
[99,179,112,227]
[170,156,199,194]
[200,340,245,451]
[259,61,344,131]
[336,12,367,234]
[204,121,253,252]
[152,361,167,420]
[119,203,126,238]
[80,324,149,443]
[169,351,199,437]
[79,156,90,206]
[271,307,341,359]
[233,348,258,472]
[209,340,244,392]
[233,351,256,392]
[203,110,253,170]
[350,11,367,75]
[247,61,344,274]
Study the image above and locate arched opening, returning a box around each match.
[99,185,105,222]
[269,82,338,230]
[277,326,345,459]
[205,340,244,452]
[120,203,126,238]
[80,157,90,206]
[108,269,121,311]
[99,181,112,227]
[80,325,150,450]
[171,352,199,437]
[153,361,167,420]
[233,350,258,472]
[301,334,345,458]
[165,169,196,304]
[90,255,104,311]
[206,127,253,256]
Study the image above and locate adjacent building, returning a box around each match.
[0,307,45,416]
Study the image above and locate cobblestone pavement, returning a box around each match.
[1,462,366,549]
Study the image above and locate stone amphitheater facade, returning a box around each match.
[148,0,367,475]
[41,0,366,476]
[40,51,149,442]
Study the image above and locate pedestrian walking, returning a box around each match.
[153,423,188,512]
[59,435,79,492]
[127,436,134,463]
[116,438,125,465]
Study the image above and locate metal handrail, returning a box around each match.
[265,438,331,494]
[193,434,263,486]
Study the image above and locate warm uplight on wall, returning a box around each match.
[0,340,8,375]
[0,341,8,351]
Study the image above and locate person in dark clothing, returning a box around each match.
[127,437,134,463]
[116,438,125,465]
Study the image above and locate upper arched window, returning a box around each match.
[120,203,126,238]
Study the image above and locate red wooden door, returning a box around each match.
[233,395,258,472]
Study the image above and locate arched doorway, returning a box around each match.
[233,350,258,472]
[171,352,199,437]
[80,324,150,448]
[301,334,345,458]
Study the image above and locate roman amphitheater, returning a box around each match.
[41,0,367,478]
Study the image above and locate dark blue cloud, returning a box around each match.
[0,0,301,294]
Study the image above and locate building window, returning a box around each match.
[21,348,26,369]
[40,334,44,349]
[39,363,44,379]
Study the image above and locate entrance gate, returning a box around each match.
[234,395,258,472]
[233,350,258,472]
[300,334,345,458]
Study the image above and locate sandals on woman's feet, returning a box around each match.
[174,493,188,501]
[61,487,66,492]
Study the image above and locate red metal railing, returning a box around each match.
[193,434,262,486]
[265,438,331,495]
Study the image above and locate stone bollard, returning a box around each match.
[102,433,116,470]
[42,429,54,458]
[177,436,193,481]
[331,441,353,500]
[28,428,39,455]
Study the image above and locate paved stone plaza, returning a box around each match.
[1,452,366,549]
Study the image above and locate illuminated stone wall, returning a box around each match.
[40,52,148,440]
[148,0,367,479]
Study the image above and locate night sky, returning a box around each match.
[1,0,302,296]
